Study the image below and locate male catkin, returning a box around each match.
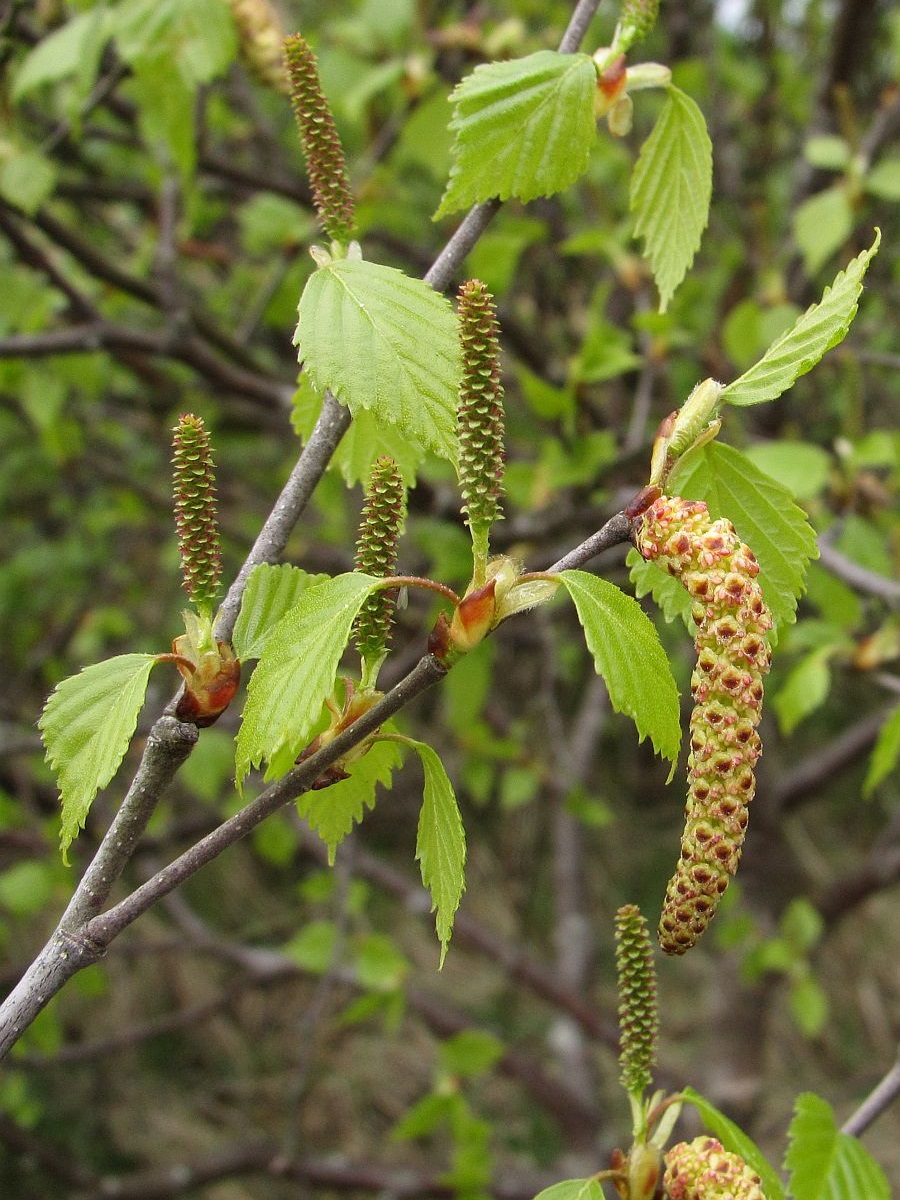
[636,495,772,954]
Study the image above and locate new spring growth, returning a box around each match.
[170,416,239,726]
[615,905,659,1099]
[172,414,222,615]
[456,279,505,578]
[636,496,772,954]
[353,456,406,677]
[228,0,289,93]
[649,379,723,491]
[284,34,356,244]
[615,0,661,52]
[664,1137,767,1199]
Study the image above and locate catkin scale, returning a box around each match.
[636,495,772,955]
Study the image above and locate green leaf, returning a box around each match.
[290,372,426,487]
[438,1030,505,1079]
[789,974,829,1038]
[722,232,881,407]
[232,563,329,661]
[803,135,850,172]
[235,573,381,788]
[793,186,854,275]
[773,648,835,734]
[295,259,461,462]
[38,654,158,856]
[0,150,57,217]
[864,706,900,796]
[409,740,466,967]
[668,441,819,635]
[12,7,111,101]
[435,51,597,217]
[742,441,831,500]
[298,737,403,864]
[531,1180,605,1200]
[785,1093,890,1200]
[626,547,695,632]
[682,1087,786,1200]
[630,86,713,312]
[282,919,338,973]
[113,0,236,86]
[864,157,900,201]
[558,570,682,765]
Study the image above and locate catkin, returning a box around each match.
[636,495,772,954]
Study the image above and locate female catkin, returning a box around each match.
[636,495,772,954]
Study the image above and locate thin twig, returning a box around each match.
[841,1053,900,1137]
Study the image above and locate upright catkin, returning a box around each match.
[636,495,772,954]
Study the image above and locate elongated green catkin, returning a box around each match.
[614,905,658,1097]
[636,495,772,954]
[228,0,289,93]
[664,1137,767,1199]
[284,34,355,243]
[353,457,406,664]
[172,415,222,611]
[456,279,505,556]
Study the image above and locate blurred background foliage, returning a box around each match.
[0,0,899,1196]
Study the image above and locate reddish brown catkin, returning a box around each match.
[636,495,772,955]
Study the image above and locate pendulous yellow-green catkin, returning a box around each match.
[636,495,772,955]
[664,1137,767,1199]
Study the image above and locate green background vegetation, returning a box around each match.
[1,0,898,1195]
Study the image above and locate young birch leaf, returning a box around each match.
[722,231,881,407]
[669,441,819,635]
[291,373,426,487]
[294,259,461,462]
[681,1087,786,1200]
[235,573,381,788]
[531,1181,605,1200]
[232,563,329,661]
[435,51,598,218]
[630,86,712,312]
[298,736,403,864]
[558,570,681,766]
[785,1092,890,1200]
[39,654,158,856]
[409,740,466,967]
[626,547,695,632]
[864,705,900,796]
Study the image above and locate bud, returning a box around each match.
[615,905,659,1097]
[664,1137,767,1199]
[617,0,661,51]
[636,495,772,954]
[228,0,289,93]
[457,279,505,569]
[172,414,222,614]
[284,33,356,244]
[353,457,406,668]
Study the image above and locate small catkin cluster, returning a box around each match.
[172,415,222,611]
[618,0,660,46]
[457,280,505,558]
[283,34,356,244]
[664,1137,766,1200]
[614,905,659,1097]
[228,0,289,93]
[353,457,406,664]
[636,495,772,955]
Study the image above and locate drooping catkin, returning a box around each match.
[636,495,772,955]
[664,1137,767,1200]
[284,33,356,244]
[228,0,290,93]
[172,415,222,612]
